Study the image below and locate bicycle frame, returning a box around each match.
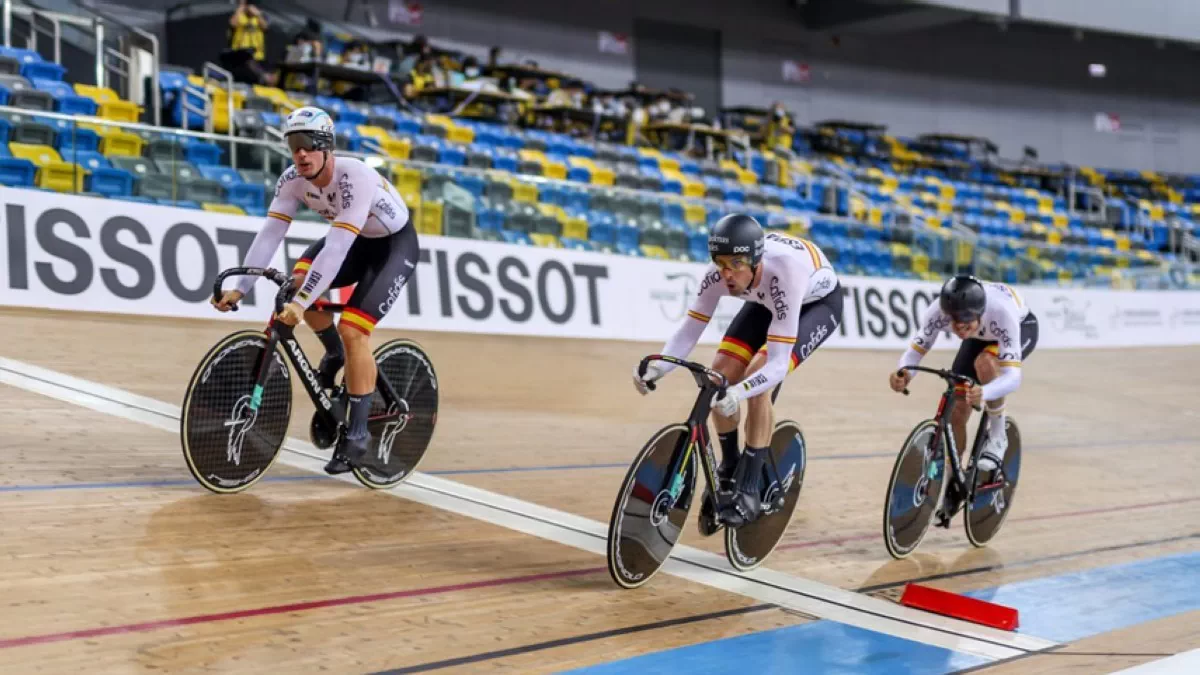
[212,267,405,433]
[639,355,728,509]
[900,365,983,514]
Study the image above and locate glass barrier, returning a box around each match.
[0,104,1192,290]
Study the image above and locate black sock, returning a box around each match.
[738,446,767,492]
[315,325,344,363]
[347,394,371,439]
[718,430,740,466]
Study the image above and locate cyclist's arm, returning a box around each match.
[293,173,371,309]
[897,302,947,371]
[733,269,807,400]
[655,268,723,375]
[235,171,301,295]
[981,309,1022,401]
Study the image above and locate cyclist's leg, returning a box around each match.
[743,284,844,447]
[338,226,419,444]
[712,303,772,467]
[949,338,987,456]
[973,312,1039,457]
[294,237,361,387]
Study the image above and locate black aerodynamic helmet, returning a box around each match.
[939,274,987,323]
[708,213,765,266]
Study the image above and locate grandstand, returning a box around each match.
[0,0,1196,290]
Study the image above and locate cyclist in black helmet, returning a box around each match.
[890,275,1040,481]
[633,213,844,532]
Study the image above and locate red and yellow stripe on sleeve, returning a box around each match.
[332,221,362,235]
[687,309,711,323]
[268,211,293,223]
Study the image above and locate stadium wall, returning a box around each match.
[4,187,1199,350]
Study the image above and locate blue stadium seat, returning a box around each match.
[31,78,96,116]
[0,156,37,187]
[75,151,134,198]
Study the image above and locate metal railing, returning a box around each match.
[2,0,162,126]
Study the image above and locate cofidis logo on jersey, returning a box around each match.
[769,275,789,319]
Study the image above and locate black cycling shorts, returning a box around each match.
[293,224,419,335]
[717,284,844,400]
[951,312,1039,384]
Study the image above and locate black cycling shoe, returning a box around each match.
[698,456,738,536]
[324,433,371,475]
[318,352,345,392]
[718,450,766,529]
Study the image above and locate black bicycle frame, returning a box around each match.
[639,355,728,506]
[900,365,982,495]
[211,267,405,430]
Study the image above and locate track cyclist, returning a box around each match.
[889,275,1039,487]
[211,106,417,475]
[633,214,843,531]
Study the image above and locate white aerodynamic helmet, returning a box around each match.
[283,106,335,152]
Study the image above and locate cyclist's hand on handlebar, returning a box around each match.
[889,370,912,393]
[276,301,305,326]
[965,384,984,407]
[632,363,664,396]
[212,289,244,312]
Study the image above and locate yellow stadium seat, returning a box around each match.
[73,83,140,123]
[787,218,810,237]
[1010,209,1026,224]
[10,143,84,192]
[417,200,443,236]
[1051,213,1068,228]
[446,125,474,145]
[589,165,614,186]
[356,125,389,143]
[912,253,930,274]
[1115,235,1131,251]
[543,158,567,181]
[640,245,670,260]
[201,203,246,215]
[512,181,538,203]
[1046,229,1063,246]
[681,178,705,199]
[684,203,706,226]
[393,166,422,198]
[563,217,588,240]
[530,233,561,248]
[380,136,411,159]
[890,243,913,257]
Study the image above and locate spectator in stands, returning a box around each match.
[225,0,276,86]
[397,35,431,77]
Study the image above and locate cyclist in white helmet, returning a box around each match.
[212,106,417,474]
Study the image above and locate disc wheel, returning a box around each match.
[180,330,291,494]
[724,420,807,572]
[607,424,696,589]
[350,339,439,489]
[883,419,944,559]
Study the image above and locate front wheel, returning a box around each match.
[180,330,292,494]
[965,418,1022,548]
[351,338,440,489]
[724,420,807,572]
[883,419,944,559]
[606,423,695,589]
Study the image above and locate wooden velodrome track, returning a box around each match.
[1,306,1198,673]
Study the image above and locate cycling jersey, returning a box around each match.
[236,156,410,307]
[658,233,839,399]
[899,282,1031,401]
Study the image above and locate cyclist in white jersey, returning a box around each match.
[212,106,417,474]
[633,214,843,531]
[890,275,1039,479]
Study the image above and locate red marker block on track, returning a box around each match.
[899,583,1020,631]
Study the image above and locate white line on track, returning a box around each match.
[0,356,1057,661]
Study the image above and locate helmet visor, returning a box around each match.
[286,131,329,153]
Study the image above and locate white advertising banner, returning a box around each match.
[3,187,1200,350]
